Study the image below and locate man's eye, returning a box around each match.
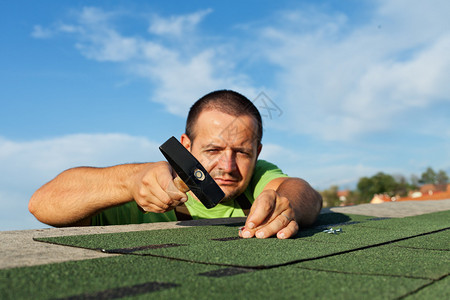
[238,151,251,157]
[206,149,220,154]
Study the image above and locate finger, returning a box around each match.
[137,190,170,212]
[150,185,175,207]
[173,176,190,193]
[254,211,294,239]
[139,184,187,212]
[139,201,172,214]
[239,225,256,239]
[139,184,181,212]
[276,220,299,239]
[166,178,188,203]
[245,190,277,230]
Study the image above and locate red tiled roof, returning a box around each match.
[420,184,437,194]
[398,190,450,201]
[337,190,349,197]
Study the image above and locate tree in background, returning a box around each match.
[420,167,437,184]
[436,170,449,191]
[410,174,420,188]
[320,185,340,208]
[392,175,411,197]
[321,167,448,207]
[345,190,361,205]
[357,172,398,202]
[420,167,449,191]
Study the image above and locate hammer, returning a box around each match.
[159,136,225,208]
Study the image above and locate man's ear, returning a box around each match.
[256,143,262,158]
[180,134,192,151]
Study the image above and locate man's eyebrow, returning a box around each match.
[202,143,224,149]
[233,146,253,153]
[201,143,252,152]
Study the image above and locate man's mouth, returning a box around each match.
[214,178,239,186]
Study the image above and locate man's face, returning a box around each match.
[181,109,261,201]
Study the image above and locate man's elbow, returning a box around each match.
[28,190,46,223]
[299,179,323,227]
[314,189,323,213]
[29,189,58,226]
[293,177,323,210]
[29,190,92,227]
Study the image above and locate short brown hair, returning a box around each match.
[185,90,263,145]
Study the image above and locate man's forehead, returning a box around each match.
[198,109,257,131]
[218,119,257,145]
[201,137,254,149]
[194,111,258,146]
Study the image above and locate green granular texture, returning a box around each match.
[35,211,449,267]
[6,211,445,299]
[0,256,432,300]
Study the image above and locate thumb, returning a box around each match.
[165,167,190,194]
[166,177,189,202]
[173,176,190,193]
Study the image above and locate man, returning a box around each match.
[29,90,322,239]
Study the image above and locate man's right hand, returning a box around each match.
[131,162,190,213]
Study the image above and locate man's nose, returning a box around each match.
[218,150,236,172]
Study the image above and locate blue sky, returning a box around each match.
[1,0,449,230]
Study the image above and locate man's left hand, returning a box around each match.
[238,189,299,239]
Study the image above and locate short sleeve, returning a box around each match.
[91,201,177,225]
[244,160,288,202]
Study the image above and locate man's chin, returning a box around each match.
[219,187,244,202]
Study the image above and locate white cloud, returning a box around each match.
[72,7,139,62]
[307,163,382,190]
[31,25,54,39]
[254,1,450,141]
[0,189,45,231]
[58,24,79,33]
[75,32,139,62]
[32,7,257,115]
[0,134,161,180]
[31,2,450,142]
[149,9,213,37]
[259,143,300,163]
[135,48,256,115]
[256,142,382,190]
[0,134,162,230]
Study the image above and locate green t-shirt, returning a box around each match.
[91,160,287,225]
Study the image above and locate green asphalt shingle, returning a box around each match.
[34,211,450,268]
[0,255,434,300]
[1,210,449,299]
[403,275,450,300]
[298,245,448,280]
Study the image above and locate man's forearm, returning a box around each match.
[276,177,322,227]
[29,164,143,227]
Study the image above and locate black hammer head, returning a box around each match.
[159,136,225,208]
